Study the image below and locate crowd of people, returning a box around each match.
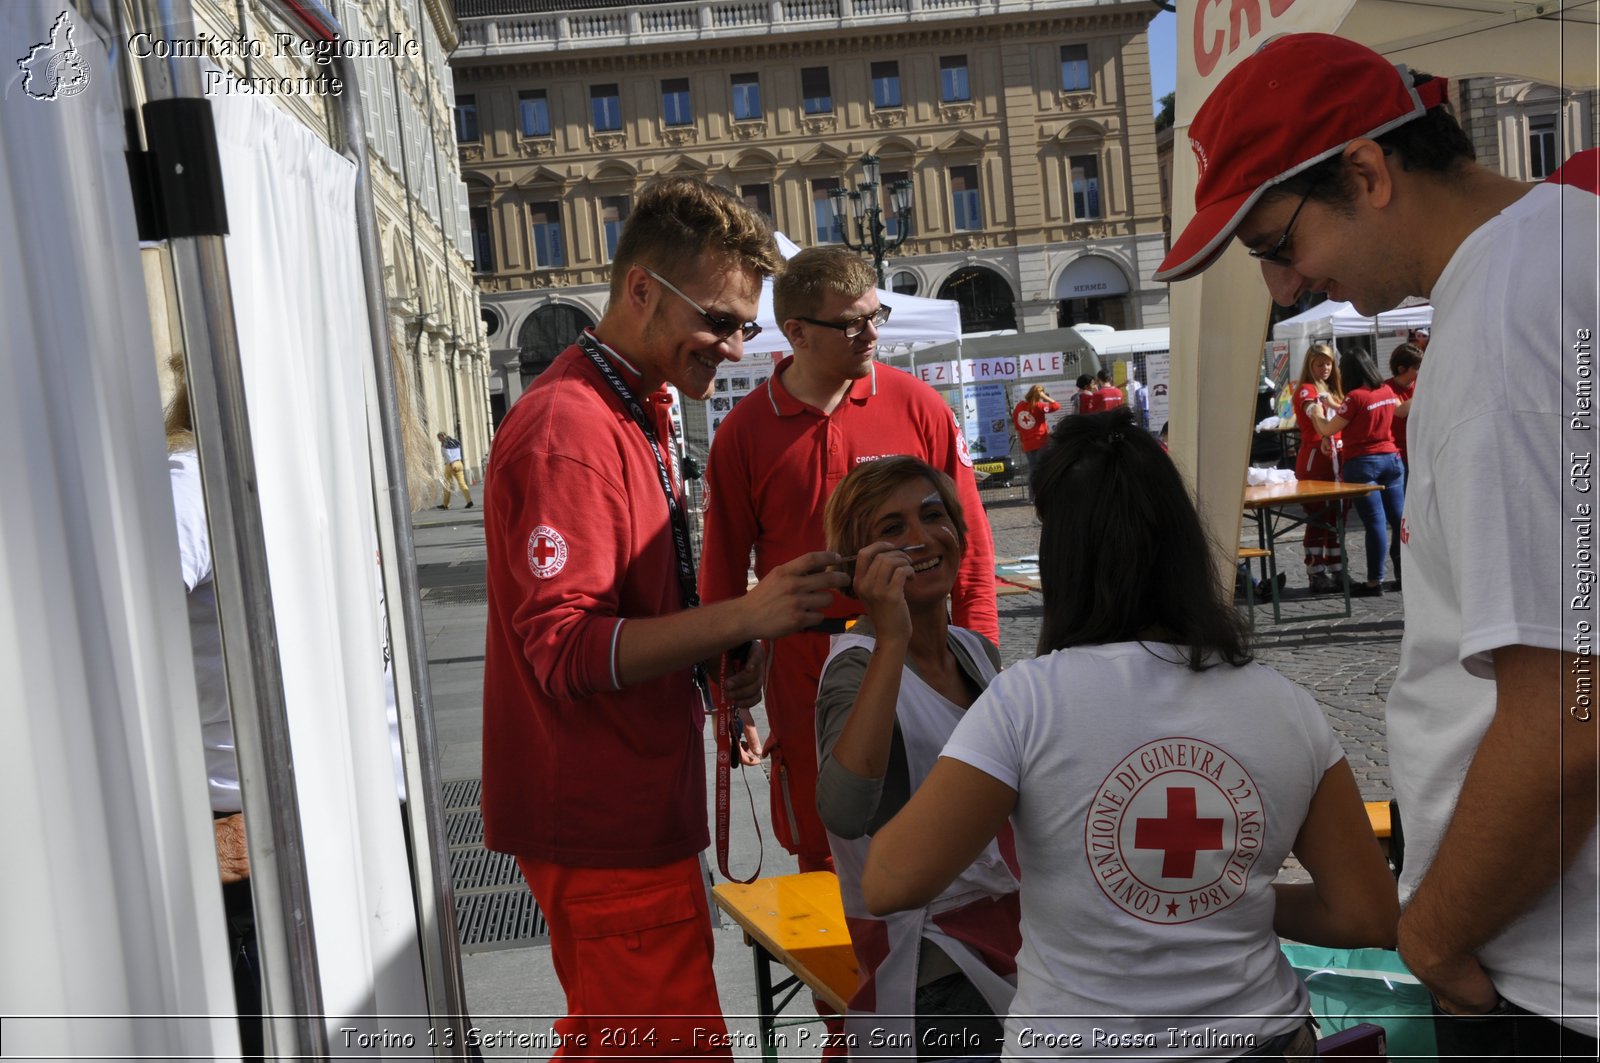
[472,29,1597,1063]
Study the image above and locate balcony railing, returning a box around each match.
[457,0,1103,55]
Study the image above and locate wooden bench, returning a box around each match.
[712,872,857,1061]
[1238,546,1273,625]
[1366,800,1394,866]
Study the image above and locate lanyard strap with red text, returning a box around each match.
[579,331,760,882]
[713,646,762,883]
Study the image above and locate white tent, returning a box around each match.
[1169,1,1598,586]
[1273,300,1433,341]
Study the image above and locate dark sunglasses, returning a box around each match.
[641,266,762,343]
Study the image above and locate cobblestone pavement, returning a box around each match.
[978,483,1402,802]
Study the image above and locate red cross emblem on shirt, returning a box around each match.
[527,524,569,578]
[1134,786,1224,878]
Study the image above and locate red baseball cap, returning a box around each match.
[1154,33,1449,284]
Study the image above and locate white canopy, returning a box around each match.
[1273,300,1433,341]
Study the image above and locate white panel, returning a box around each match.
[210,81,428,1051]
[0,2,237,1055]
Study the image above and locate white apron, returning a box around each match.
[822,628,1021,1059]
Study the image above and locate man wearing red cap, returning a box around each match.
[1156,33,1598,1058]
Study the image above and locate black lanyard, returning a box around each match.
[578,331,702,617]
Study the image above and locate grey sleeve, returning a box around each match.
[815,648,893,840]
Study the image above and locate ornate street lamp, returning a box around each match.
[828,153,913,289]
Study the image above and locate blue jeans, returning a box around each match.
[1342,452,1405,583]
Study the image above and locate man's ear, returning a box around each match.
[1344,139,1394,209]
[622,264,654,312]
[781,318,808,350]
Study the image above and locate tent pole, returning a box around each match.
[127,0,327,1056]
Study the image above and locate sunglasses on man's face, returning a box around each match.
[641,266,763,343]
[796,304,893,339]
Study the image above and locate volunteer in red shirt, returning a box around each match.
[700,247,998,874]
[1094,368,1125,410]
[481,178,850,1057]
[1072,373,1099,415]
[1291,342,1346,594]
[1308,349,1405,597]
[1384,341,1423,588]
[1011,383,1060,474]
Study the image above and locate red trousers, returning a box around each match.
[517,855,732,1060]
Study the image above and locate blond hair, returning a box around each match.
[609,176,781,300]
[1298,341,1344,400]
[773,247,876,326]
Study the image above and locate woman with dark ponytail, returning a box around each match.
[861,408,1398,1058]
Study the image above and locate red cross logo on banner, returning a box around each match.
[1134,787,1224,878]
[527,524,569,578]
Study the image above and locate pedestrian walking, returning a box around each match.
[436,431,473,509]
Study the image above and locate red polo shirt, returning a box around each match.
[700,358,998,640]
[1013,399,1060,452]
[1335,385,1402,459]
[481,340,708,867]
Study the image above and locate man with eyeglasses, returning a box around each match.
[701,247,998,877]
[480,177,851,1057]
[1154,34,1598,1058]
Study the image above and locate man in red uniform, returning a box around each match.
[700,248,999,873]
[1072,373,1099,415]
[1384,341,1423,589]
[481,178,850,1057]
[1094,368,1125,410]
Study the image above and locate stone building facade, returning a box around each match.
[1453,76,1597,182]
[144,0,491,495]
[450,0,1168,408]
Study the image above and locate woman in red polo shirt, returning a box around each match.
[1011,384,1061,476]
[1310,349,1406,597]
[1291,343,1346,594]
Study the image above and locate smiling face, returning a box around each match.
[634,253,763,399]
[862,477,962,605]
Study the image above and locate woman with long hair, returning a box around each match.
[1011,383,1061,476]
[860,409,1397,1058]
[816,456,1021,1060]
[1310,349,1407,596]
[1292,342,1346,593]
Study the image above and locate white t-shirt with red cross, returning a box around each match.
[1390,149,1599,1034]
[942,642,1342,1055]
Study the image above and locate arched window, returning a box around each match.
[517,303,596,383]
[936,267,1015,333]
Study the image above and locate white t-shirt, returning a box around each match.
[942,642,1342,1057]
[1391,171,1599,1033]
[170,448,240,813]
[169,448,407,809]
